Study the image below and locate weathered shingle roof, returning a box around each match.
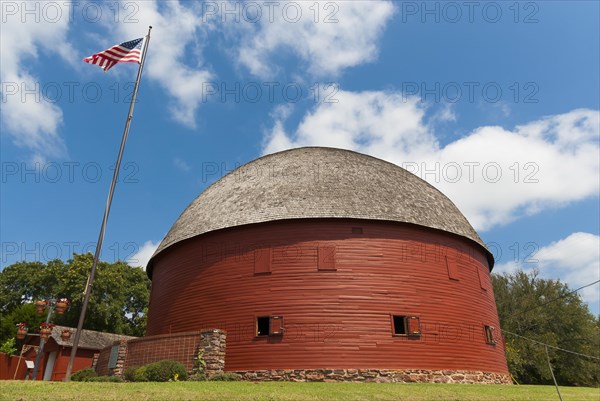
[50,326,136,350]
[148,147,492,274]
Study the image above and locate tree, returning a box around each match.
[493,270,599,386]
[0,253,150,346]
[0,303,46,349]
[0,260,62,313]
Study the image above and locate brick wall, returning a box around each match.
[95,330,225,378]
[95,344,113,376]
[126,332,198,371]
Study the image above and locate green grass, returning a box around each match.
[0,381,598,401]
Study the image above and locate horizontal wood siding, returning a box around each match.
[147,219,508,374]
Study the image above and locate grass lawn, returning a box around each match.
[1,381,599,401]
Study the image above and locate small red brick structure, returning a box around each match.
[20,326,134,381]
[145,147,510,383]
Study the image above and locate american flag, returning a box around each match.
[83,37,144,72]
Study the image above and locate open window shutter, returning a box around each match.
[318,245,336,270]
[254,248,271,274]
[445,255,459,280]
[407,316,421,336]
[270,316,284,336]
[485,325,496,344]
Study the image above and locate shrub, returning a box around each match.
[209,372,241,381]
[85,375,123,383]
[134,365,149,382]
[192,347,206,376]
[124,366,138,382]
[124,365,148,382]
[188,373,207,381]
[70,367,97,382]
[144,360,188,382]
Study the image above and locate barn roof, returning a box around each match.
[148,147,492,273]
[49,326,136,350]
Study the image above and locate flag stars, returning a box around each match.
[123,39,143,50]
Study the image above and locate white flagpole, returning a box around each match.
[64,25,152,381]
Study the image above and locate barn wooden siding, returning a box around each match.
[147,219,508,375]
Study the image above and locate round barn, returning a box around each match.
[145,147,510,383]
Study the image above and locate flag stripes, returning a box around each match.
[83,37,144,72]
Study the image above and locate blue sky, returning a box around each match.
[1,1,599,314]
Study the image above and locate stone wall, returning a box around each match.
[199,330,226,374]
[91,352,100,370]
[114,339,128,377]
[234,369,512,384]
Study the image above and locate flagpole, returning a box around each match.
[64,25,152,381]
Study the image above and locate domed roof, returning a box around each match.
[148,147,492,272]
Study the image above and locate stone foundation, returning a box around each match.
[233,369,512,384]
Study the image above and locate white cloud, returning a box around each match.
[107,1,213,128]
[174,157,191,172]
[127,240,159,270]
[495,233,600,312]
[0,1,73,160]
[432,103,457,123]
[264,91,433,157]
[83,0,394,128]
[262,90,599,231]
[229,1,396,78]
[0,1,392,154]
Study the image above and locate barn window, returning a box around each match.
[318,245,336,271]
[392,315,421,336]
[445,255,459,281]
[254,248,271,275]
[484,325,496,345]
[256,316,285,337]
[477,266,488,291]
[256,316,270,336]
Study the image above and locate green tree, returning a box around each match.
[0,260,62,313]
[0,303,46,348]
[0,253,150,346]
[493,270,599,386]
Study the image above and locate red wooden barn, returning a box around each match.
[146,147,510,383]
